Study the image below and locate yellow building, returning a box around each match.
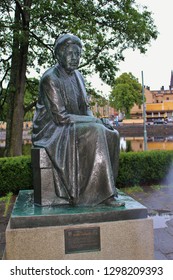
[124,137,173,152]
[146,101,173,121]
[130,71,173,122]
[130,88,152,119]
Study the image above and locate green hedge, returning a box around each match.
[0,150,173,195]
[117,150,173,188]
[0,156,32,195]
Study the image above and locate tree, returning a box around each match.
[0,0,158,156]
[0,77,38,122]
[86,83,108,117]
[4,0,32,156]
[109,72,142,117]
[24,78,39,121]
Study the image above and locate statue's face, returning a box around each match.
[59,44,81,73]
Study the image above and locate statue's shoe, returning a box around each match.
[103,197,125,207]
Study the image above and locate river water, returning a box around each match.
[1,129,173,153]
[120,136,173,152]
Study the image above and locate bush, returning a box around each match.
[22,144,32,156]
[0,150,173,195]
[0,156,32,195]
[117,150,173,188]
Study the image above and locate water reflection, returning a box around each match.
[149,213,173,229]
[1,130,173,154]
[120,136,173,152]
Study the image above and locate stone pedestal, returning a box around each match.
[5,190,154,260]
[31,148,64,206]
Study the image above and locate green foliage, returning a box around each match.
[88,89,108,114]
[0,77,38,122]
[0,88,8,121]
[110,72,142,116]
[24,78,39,120]
[0,145,31,158]
[117,150,173,188]
[1,0,158,156]
[1,1,158,87]
[0,150,173,195]
[150,185,163,190]
[0,192,13,217]
[22,144,32,156]
[0,156,32,195]
[120,185,144,194]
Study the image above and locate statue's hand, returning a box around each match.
[100,118,114,130]
[96,118,102,124]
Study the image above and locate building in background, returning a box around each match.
[90,94,118,118]
[129,71,173,123]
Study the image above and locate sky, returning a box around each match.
[90,0,173,94]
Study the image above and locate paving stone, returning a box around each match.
[0,243,5,259]
[166,218,173,227]
[0,232,5,243]
[154,228,173,254]
[166,253,173,260]
[166,226,173,236]
[154,250,168,260]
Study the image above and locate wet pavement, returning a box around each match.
[1,186,173,260]
[129,185,173,260]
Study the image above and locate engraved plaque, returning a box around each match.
[64,227,100,254]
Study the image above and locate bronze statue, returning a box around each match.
[32,34,124,207]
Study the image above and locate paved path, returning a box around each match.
[130,186,173,260]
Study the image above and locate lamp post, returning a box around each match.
[141,71,147,151]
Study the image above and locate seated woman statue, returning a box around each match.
[32,34,124,207]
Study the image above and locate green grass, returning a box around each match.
[120,185,143,194]
[0,192,13,217]
[150,184,166,190]
[120,184,169,195]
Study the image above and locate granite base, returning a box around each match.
[5,190,154,260]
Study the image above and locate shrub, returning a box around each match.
[0,150,173,195]
[0,192,13,216]
[117,150,173,188]
[22,144,32,156]
[0,156,32,195]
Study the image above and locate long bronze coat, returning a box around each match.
[32,64,120,206]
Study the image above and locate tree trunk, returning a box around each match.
[5,0,32,157]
